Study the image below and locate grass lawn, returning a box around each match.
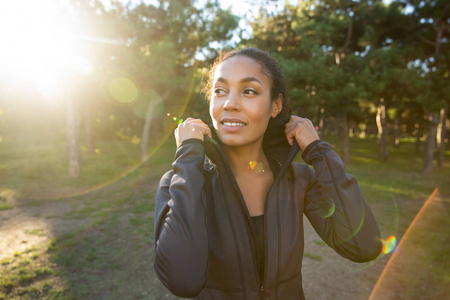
[0,133,449,299]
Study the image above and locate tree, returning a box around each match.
[66,79,82,179]
[125,0,239,161]
[393,0,450,173]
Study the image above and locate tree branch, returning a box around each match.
[340,20,353,53]
[419,35,437,47]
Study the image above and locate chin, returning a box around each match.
[217,133,261,148]
[217,135,244,147]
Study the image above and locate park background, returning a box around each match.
[0,0,449,299]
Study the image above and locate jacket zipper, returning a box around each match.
[212,141,264,290]
[260,155,294,296]
[210,139,299,298]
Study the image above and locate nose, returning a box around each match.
[223,92,241,111]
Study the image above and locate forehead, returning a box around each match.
[213,55,270,83]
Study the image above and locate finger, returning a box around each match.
[204,127,212,139]
[189,123,211,135]
[284,120,305,134]
[285,116,304,126]
[289,115,301,121]
[284,125,297,135]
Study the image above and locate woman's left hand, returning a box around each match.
[284,115,320,151]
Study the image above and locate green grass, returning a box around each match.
[24,229,46,237]
[0,132,173,200]
[0,134,449,299]
[304,252,322,261]
[314,240,327,247]
[0,246,69,300]
[0,188,17,211]
[0,203,12,211]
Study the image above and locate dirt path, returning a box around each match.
[0,198,90,260]
[302,218,387,300]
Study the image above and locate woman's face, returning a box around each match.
[209,55,281,148]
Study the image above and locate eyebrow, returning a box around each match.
[216,76,263,86]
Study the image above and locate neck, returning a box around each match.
[222,142,269,178]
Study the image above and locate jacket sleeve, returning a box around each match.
[302,140,382,262]
[153,139,208,297]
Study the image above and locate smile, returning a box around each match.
[222,122,246,127]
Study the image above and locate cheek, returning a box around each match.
[209,99,218,122]
[249,102,272,123]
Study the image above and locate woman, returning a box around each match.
[154,48,381,299]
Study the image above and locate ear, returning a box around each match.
[271,94,283,118]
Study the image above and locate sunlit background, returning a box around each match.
[0,0,449,299]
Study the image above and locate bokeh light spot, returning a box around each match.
[109,77,138,104]
[173,117,177,121]
[178,119,184,125]
[131,135,141,144]
[382,235,397,254]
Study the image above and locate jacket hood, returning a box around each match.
[204,116,300,174]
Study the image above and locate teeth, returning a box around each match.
[223,122,245,127]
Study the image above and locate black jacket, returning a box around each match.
[154,124,382,300]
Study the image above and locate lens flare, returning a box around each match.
[381,235,397,254]
[131,89,164,119]
[369,189,446,300]
[19,5,201,201]
[318,198,335,218]
[109,77,138,104]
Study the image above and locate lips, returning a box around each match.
[220,118,247,131]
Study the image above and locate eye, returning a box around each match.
[214,88,226,96]
[243,88,259,95]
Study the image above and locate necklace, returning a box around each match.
[249,161,265,174]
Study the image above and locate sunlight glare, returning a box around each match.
[0,0,87,105]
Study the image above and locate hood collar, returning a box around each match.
[203,116,300,174]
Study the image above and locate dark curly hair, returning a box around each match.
[202,47,291,120]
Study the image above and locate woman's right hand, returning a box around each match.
[175,118,212,148]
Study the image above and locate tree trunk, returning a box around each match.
[318,106,324,135]
[437,102,448,170]
[341,111,350,164]
[141,91,170,161]
[84,99,95,154]
[323,115,329,139]
[423,111,439,174]
[414,122,421,154]
[67,95,81,179]
[141,102,155,162]
[376,100,389,162]
[393,115,400,149]
[335,113,341,149]
[360,123,367,138]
